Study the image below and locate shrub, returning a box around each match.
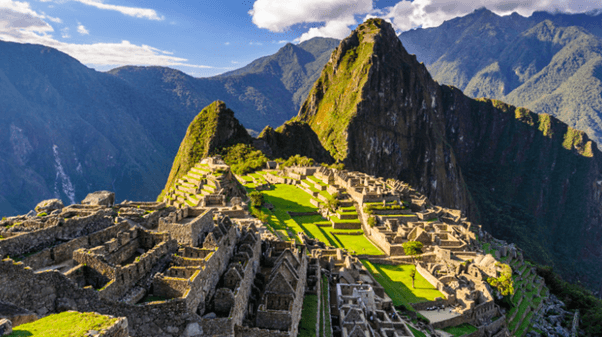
[327,193,340,212]
[248,191,264,208]
[487,263,514,296]
[402,241,423,256]
[368,216,377,227]
[221,143,268,175]
[37,212,48,217]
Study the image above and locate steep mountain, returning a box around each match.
[0,41,190,216]
[109,37,339,132]
[293,18,602,288]
[159,101,251,199]
[399,8,602,145]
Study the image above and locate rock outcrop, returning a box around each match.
[82,191,115,207]
[34,199,64,214]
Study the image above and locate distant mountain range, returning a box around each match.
[110,37,339,133]
[400,8,602,145]
[0,38,338,216]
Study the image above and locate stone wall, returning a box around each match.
[199,235,261,336]
[416,264,444,291]
[430,313,470,329]
[183,224,239,313]
[157,209,213,246]
[22,222,130,270]
[331,222,362,230]
[0,259,200,336]
[0,210,114,258]
[235,326,290,337]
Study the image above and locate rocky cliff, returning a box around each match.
[159,101,251,200]
[295,18,602,287]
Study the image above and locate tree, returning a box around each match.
[402,240,423,288]
[249,191,264,208]
[488,263,514,297]
[326,192,340,212]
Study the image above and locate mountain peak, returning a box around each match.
[158,101,251,200]
[296,17,469,210]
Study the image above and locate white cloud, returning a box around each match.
[249,41,263,46]
[250,0,602,40]
[0,4,209,70]
[298,16,357,42]
[45,15,62,23]
[70,0,163,21]
[77,23,88,35]
[250,0,372,42]
[224,41,230,45]
[384,0,602,32]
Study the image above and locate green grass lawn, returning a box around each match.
[8,311,117,337]
[262,184,316,211]
[328,215,361,224]
[245,184,381,254]
[294,215,382,255]
[308,175,328,186]
[298,294,318,337]
[361,261,444,307]
[442,323,478,336]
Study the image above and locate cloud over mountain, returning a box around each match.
[250,0,602,39]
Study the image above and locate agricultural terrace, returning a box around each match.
[362,261,444,309]
[240,174,382,255]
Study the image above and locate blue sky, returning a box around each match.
[0,0,598,77]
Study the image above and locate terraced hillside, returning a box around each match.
[238,170,383,255]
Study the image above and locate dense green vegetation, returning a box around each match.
[7,311,117,337]
[488,263,514,296]
[248,191,264,208]
[221,143,268,175]
[278,154,315,167]
[537,266,602,336]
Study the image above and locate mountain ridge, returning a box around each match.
[399,8,602,145]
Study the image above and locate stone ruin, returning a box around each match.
[0,157,519,336]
